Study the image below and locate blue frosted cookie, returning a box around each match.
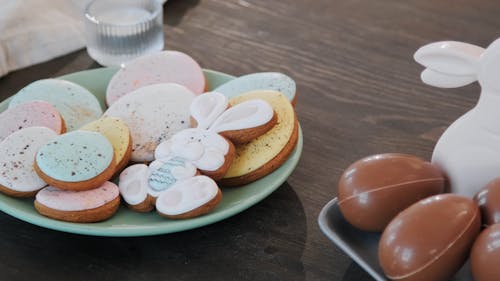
[9,79,103,131]
[34,130,116,191]
[214,72,297,105]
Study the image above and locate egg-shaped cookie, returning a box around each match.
[0,127,58,197]
[214,72,297,105]
[35,182,120,223]
[104,83,195,162]
[106,50,205,105]
[9,79,102,131]
[34,131,116,191]
[80,117,132,174]
[220,90,298,186]
[0,101,65,142]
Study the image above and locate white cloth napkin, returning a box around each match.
[0,0,87,77]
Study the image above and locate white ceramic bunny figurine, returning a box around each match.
[414,39,500,198]
[119,91,276,218]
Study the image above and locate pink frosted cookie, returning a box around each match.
[34,181,120,222]
[0,101,65,142]
[106,50,206,105]
[104,83,195,162]
[0,127,58,197]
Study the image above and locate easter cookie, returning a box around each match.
[0,101,65,142]
[106,50,205,105]
[155,176,222,219]
[119,164,154,212]
[81,117,132,173]
[0,127,58,197]
[220,90,298,186]
[104,83,195,162]
[119,158,198,212]
[34,131,116,191]
[34,182,120,223]
[154,92,275,180]
[214,72,297,106]
[9,79,102,131]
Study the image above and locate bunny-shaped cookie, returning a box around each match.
[119,92,277,218]
[414,39,500,198]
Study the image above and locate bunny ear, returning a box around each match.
[414,41,483,77]
[421,68,477,88]
[208,99,274,133]
[190,92,228,129]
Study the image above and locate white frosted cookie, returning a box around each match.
[119,158,198,212]
[0,127,58,197]
[119,164,153,212]
[34,182,120,223]
[104,83,195,162]
[9,79,102,131]
[156,176,222,219]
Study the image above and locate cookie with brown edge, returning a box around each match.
[0,127,58,197]
[34,130,116,191]
[0,101,65,142]
[80,117,132,174]
[34,181,120,223]
[219,90,299,186]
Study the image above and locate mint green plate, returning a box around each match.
[0,68,303,236]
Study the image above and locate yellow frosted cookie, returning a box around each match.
[81,117,132,173]
[220,90,298,186]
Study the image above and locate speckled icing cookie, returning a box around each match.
[220,90,298,186]
[104,83,195,162]
[156,176,222,219]
[214,72,297,105]
[80,117,132,173]
[0,101,65,142]
[0,127,58,197]
[34,131,116,191]
[34,182,120,222]
[9,79,103,131]
[106,50,205,105]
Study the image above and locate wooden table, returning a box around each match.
[0,0,497,280]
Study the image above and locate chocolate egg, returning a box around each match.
[337,153,445,231]
[471,223,500,281]
[474,178,500,226]
[379,194,480,281]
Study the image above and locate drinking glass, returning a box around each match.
[84,0,164,67]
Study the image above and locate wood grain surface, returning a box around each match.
[0,0,498,280]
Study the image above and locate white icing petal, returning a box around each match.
[201,131,230,154]
[36,182,119,211]
[119,164,150,206]
[190,92,228,129]
[209,99,273,133]
[170,139,204,161]
[154,139,173,160]
[194,147,226,171]
[169,128,229,162]
[156,176,219,216]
